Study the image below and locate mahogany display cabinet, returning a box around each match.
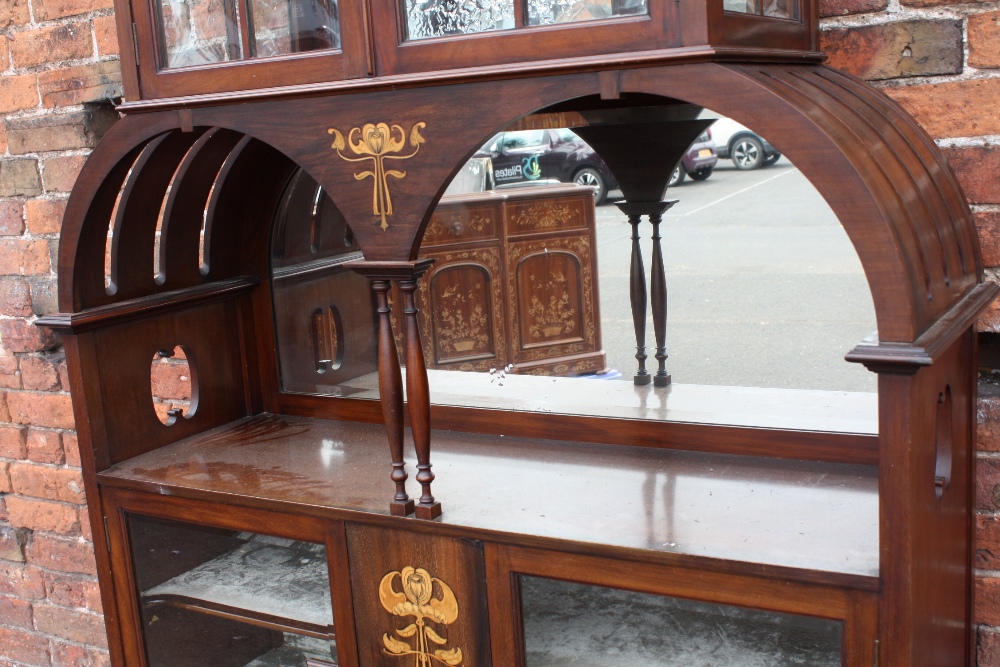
[37,0,998,660]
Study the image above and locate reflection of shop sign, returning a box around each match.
[494,155,542,183]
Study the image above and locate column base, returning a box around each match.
[390,499,415,517]
[415,501,443,520]
[654,373,672,387]
[634,374,651,386]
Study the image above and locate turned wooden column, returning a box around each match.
[396,260,441,519]
[350,259,438,518]
[617,204,650,385]
[371,278,413,516]
[648,201,677,386]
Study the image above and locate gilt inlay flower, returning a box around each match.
[378,566,463,666]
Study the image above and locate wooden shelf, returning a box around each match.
[142,537,335,638]
[101,413,879,588]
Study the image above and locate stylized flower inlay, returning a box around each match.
[328,122,426,230]
[378,566,462,666]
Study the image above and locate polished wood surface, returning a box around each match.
[97,414,880,584]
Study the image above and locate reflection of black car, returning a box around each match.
[477,129,619,204]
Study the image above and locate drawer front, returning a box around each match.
[504,194,590,237]
[346,523,491,667]
[423,203,500,247]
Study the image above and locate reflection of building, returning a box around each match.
[272,171,605,395]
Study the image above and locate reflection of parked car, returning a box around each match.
[709,117,780,170]
[476,129,619,204]
[668,131,718,187]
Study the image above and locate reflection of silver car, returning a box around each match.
[709,118,780,170]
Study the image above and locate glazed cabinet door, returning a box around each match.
[101,487,358,667]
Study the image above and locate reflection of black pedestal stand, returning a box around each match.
[615,200,677,387]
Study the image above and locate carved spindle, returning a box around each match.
[649,201,676,387]
[399,274,441,520]
[617,204,650,385]
[372,279,414,517]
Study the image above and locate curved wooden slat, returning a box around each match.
[108,129,207,302]
[158,128,246,291]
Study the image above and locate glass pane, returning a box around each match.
[722,0,756,12]
[129,514,337,667]
[521,576,841,666]
[762,0,797,19]
[527,0,646,26]
[404,0,514,40]
[250,0,341,57]
[157,0,242,68]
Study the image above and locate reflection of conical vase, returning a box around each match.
[454,340,476,352]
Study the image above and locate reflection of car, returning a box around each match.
[476,129,619,204]
[709,117,780,170]
[668,131,718,187]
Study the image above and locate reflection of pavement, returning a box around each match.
[594,159,878,392]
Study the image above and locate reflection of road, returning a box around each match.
[593,158,878,392]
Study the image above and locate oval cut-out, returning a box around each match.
[151,345,199,425]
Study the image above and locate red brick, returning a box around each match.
[0,594,33,629]
[0,626,50,665]
[0,278,33,317]
[34,604,107,648]
[62,433,80,468]
[25,199,67,236]
[818,0,886,15]
[821,20,961,80]
[151,359,193,401]
[7,391,75,429]
[57,359,69,392]
[0,159,43,197]
[0,460,9,493]
[0,0,30,28]
[93,15,119,57]
[0,73,38,114]
[969,11,1000,70]
[51,642,110,667]
[20,356,60,391]
[34,0,112,19]
[0,320,60,353]
[978,211,1000,268]
[0,239,51,275]
[979,626,1000,667]
[979,457,1000,511]
[943,146,1000,205]
[78,507,91,543]
[4,496,79,534]
[6,108,117,156]
[0,526,27,562]
[0,34,8,71]
[38,62,122,109]
[28,535,96,577]
[980,513,1000,568]
[0,391,10,422]
[27,430,64,465]
[43,571,100,609]
[0,201,24,236]
[10,463,86,503]
[42,155,88,194]
[10,24,92,70]
[0,425,26,458]
[0,356,20,389]
[980,574,1000,625]
[886,79,1000,140]
[0,562,45,598]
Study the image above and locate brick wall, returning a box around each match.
[1,0,121,661]
[2,0,1000,664]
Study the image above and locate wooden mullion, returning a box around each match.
[238,0,256,59]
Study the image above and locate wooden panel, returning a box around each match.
[503,195,589,236]
[419,248,505,371]
[92,298,250,464]
[422,201,501,248]
[346,523,491,667]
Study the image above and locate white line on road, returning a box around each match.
[675,167,799,217]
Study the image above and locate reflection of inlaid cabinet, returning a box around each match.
[417,184,606,376]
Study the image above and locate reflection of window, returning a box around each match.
[501,131,548,150]
[156,0,340,69]
[527,0,646,26]
[723,0,798,19]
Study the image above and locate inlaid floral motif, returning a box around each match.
[379,566,463,666]
[327,122,426,231]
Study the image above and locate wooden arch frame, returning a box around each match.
[56,62,987,345]
[41,58,1000,667]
